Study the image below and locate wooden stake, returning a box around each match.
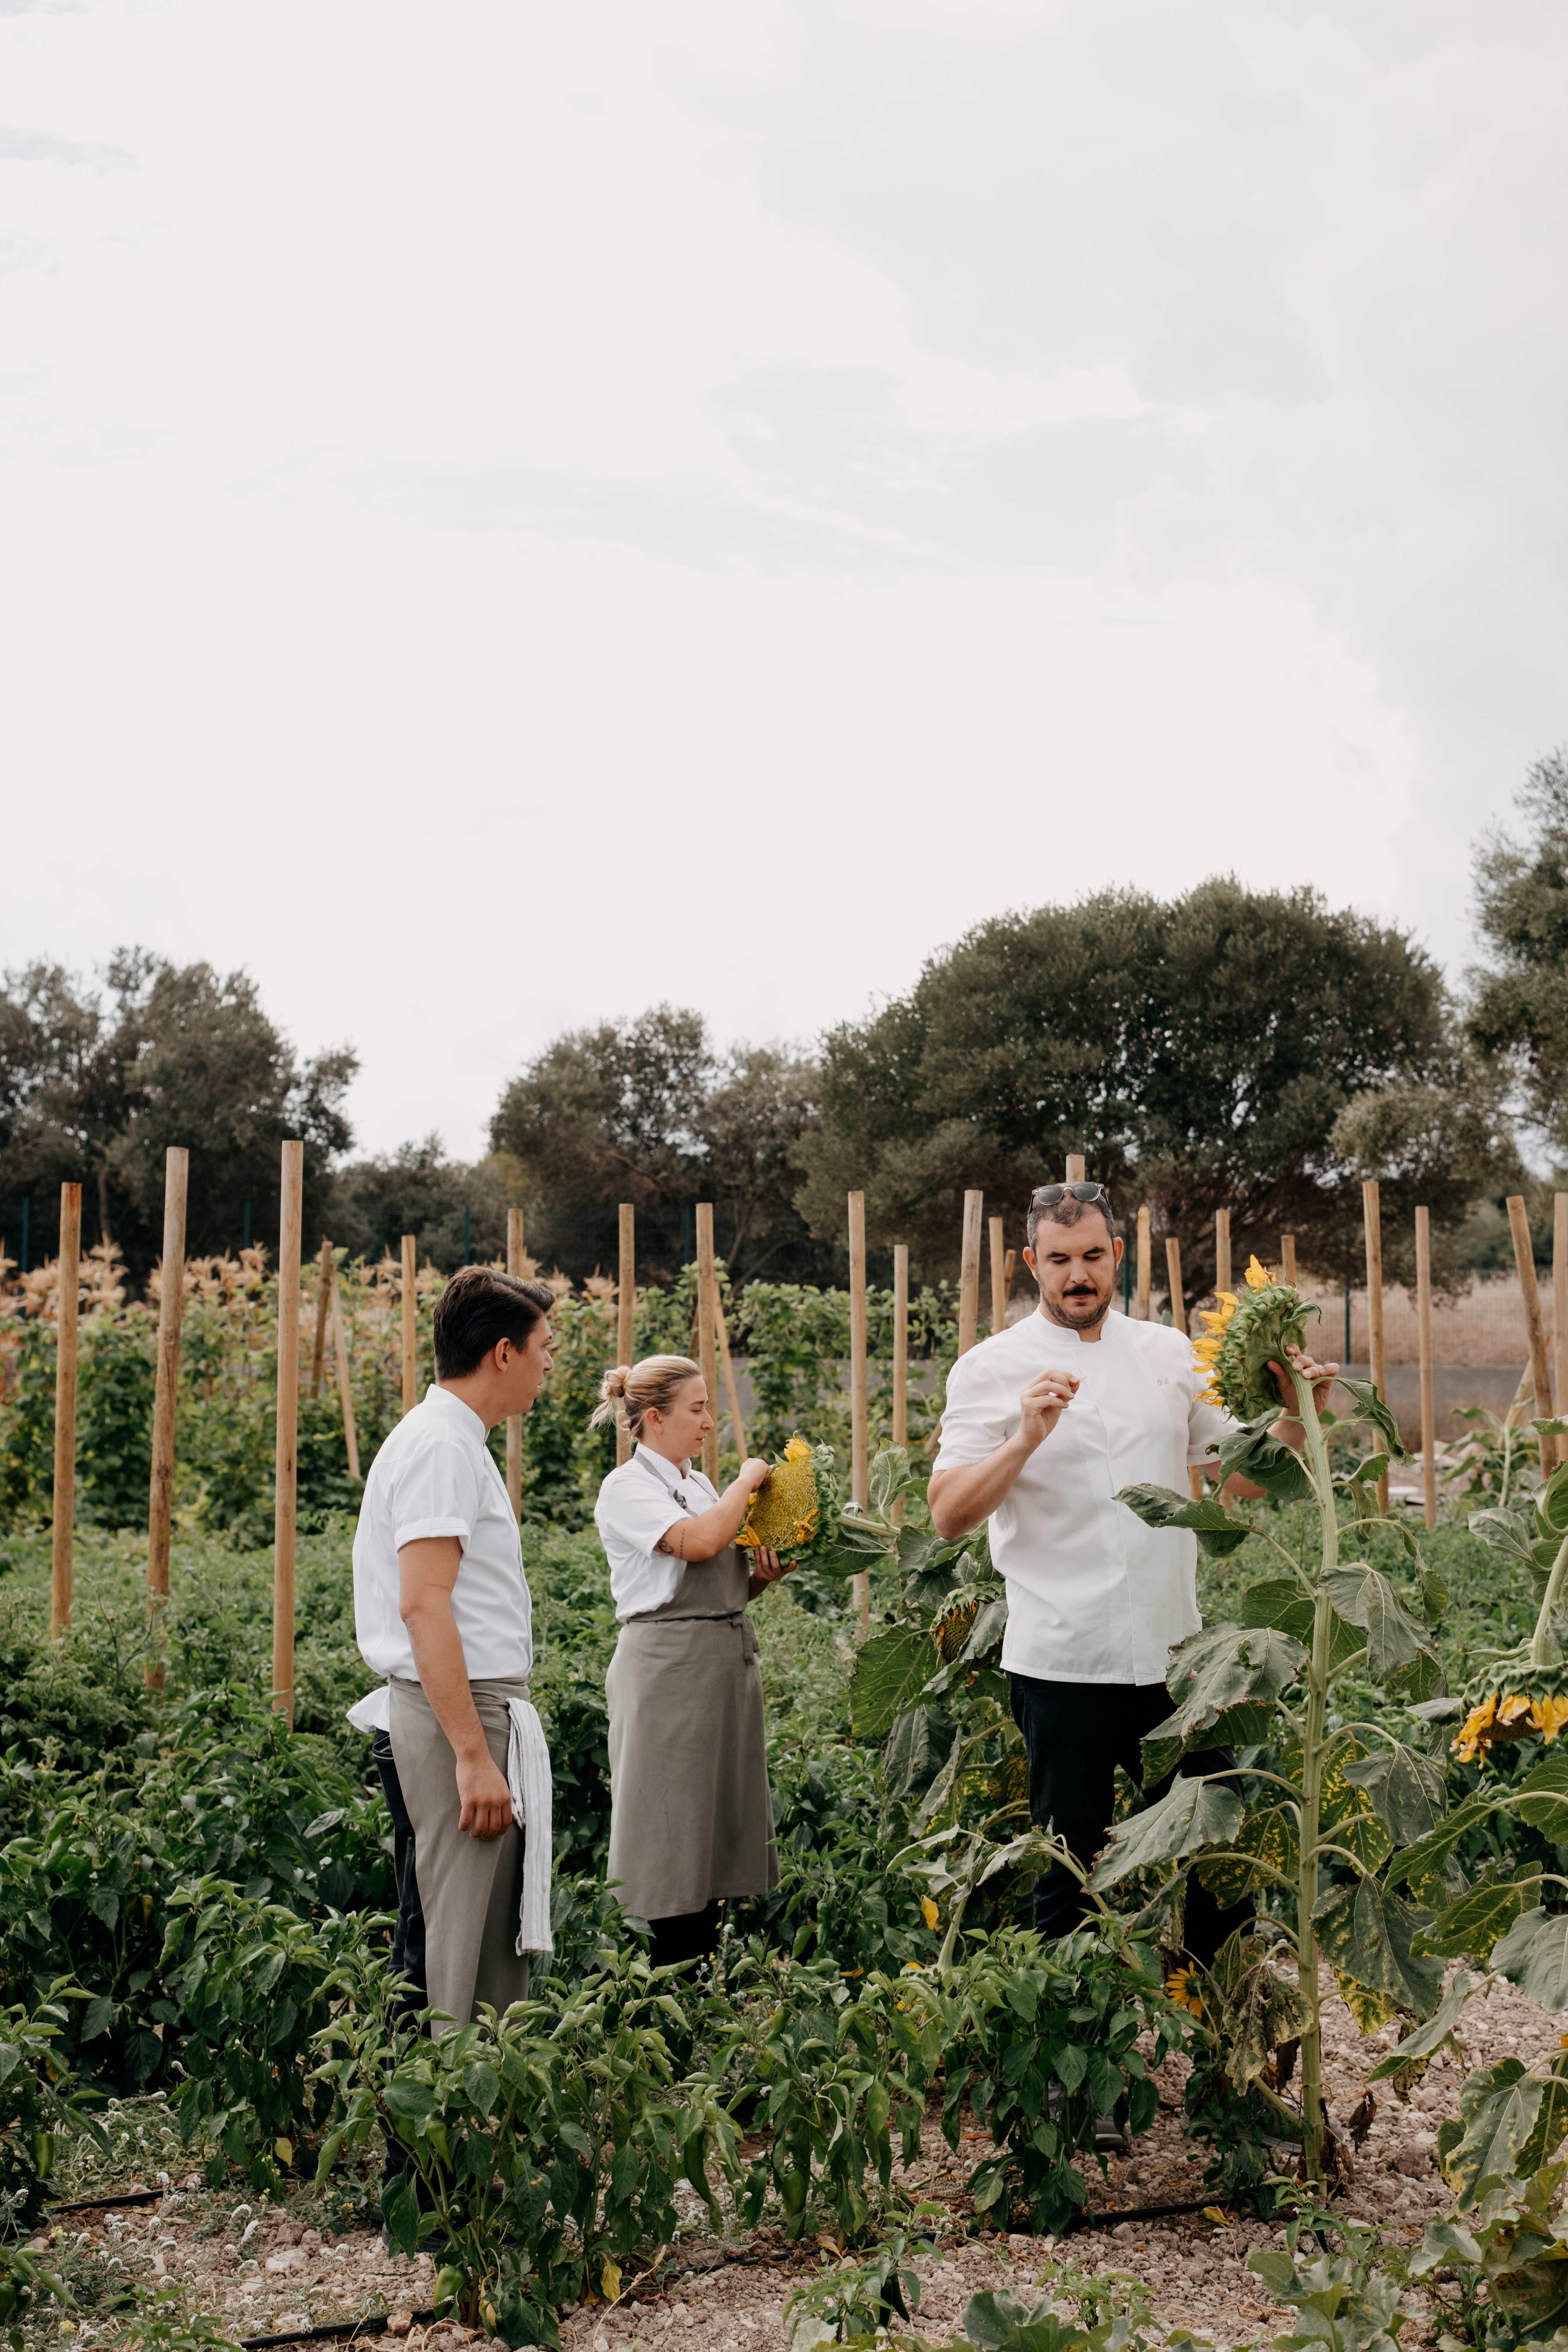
[716,1295,747,1461]
[892,1244,909,1448]
[329,1262,360,1482]
[1165,1237,1187,1334]
[848,1191,870,1626]
[1166,1237,1203,1498]
[274,1140,303,1725]
[1556,1193,1568,1467]
[1065,1153,1086,1184]
[989,1214,1007,1335]
[696,1204,719,1485]
[400,1234,418,1415]
[616,1203,635,1469]
[145,1146,188,1688]
[1415,1206,1436,1530]
[1507,1195,1557,1475]
[1281,1234,1298,1290]
[309,1236,332,1398]
[1215,1208,1231,1299]
[51,1181,82,1640]
[958,1191,983,1355]
[1363,1179,1389,1513]
[1136,1207,1151,1321]
[506,1207,525,1516]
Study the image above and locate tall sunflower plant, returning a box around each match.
[1081,1256,1472,2193]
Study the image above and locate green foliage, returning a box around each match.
[796,878,1472,1294]
[315,1941,738,2346]
[782,2231,927,2347]
[0,2240,71,2352]
[76,1313,156,1527]
[1468,747,1568,1157]
[160,1883,376,2190]
[0,1993,105,2227]
[902,1927,1180,2236]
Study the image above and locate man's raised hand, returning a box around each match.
[1018,1367,1080,1450]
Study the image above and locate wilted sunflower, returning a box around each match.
[1193,1254,1317,1421]
[1452,1663,1568,1764]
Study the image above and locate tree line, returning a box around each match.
[3,753,1565,1304]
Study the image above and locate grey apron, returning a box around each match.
[604,1458,778,1922]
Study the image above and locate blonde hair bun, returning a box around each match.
[588,1354,702,1439]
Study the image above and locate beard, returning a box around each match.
[1043,1280,1112,1333]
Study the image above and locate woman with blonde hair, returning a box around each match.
[590,1354,793,1970]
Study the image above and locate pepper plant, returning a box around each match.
[1087,1258,1452,2189]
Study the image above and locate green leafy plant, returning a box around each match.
[782,2232,928,2349]
[313,1939,737,2346]
[159,1881,376,2189]
[897,1927,1180,2235]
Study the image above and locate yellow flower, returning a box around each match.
[1166,1965,1203,2018]
[1452,1689,1568,1764]
[1244,1255,1273,1290]
[921,1896,939,1931]
[1453,1692,1500,1763]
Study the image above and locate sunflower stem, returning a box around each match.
[1290,1361,1337,2196]
[1530,1524,1568,1669]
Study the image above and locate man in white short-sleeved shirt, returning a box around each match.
[929,1182,1336,1964]
[352,1265,556,2035]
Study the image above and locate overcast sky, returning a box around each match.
[3,0,1563,1158]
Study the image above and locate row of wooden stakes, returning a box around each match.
[31,1142,1568,1722]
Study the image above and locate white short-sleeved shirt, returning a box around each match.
[933,1309,1236,1687]
[594,1444,722,1621]
[352,1384,534,1683]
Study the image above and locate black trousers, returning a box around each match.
[372,1729,427,1997]
[648,1901,720,1972]
[1008,1673,1252,1967]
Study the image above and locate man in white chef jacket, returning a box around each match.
[929,1182,1335,1965]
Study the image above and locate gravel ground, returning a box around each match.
[28,1963,1561,2352]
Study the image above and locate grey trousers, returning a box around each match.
[388,1675,531,2027]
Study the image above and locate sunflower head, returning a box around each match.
[1165,1965,1203,2019]
[1453,1665,1568,1764]
[736,1436,829,1555]
[1192,1254,1316,1420]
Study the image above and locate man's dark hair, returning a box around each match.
[1026,1188,1119,1251]
[433,1267,555,1380]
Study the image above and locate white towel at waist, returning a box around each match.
[506,1696,554,1957]
[347,1684,391,1733]
[346,1682,552,1956]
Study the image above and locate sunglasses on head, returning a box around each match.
[1030,1182,1110,1208]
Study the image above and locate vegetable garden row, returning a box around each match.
[4,1153,1568,2352]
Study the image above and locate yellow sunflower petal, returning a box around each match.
[1244,1255,1273,1291]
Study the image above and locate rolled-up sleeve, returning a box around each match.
[932,1351,1008,1472]
[390,1432,478,1552]
[594,1479,687,1560]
